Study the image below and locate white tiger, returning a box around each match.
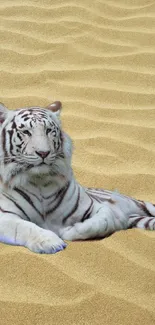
[0,101,154,254]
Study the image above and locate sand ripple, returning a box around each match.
[0,1,155,324]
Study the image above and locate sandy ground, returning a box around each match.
[0,1,155,324]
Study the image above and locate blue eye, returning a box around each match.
[22,130,31,136]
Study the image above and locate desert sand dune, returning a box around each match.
[0,1,155,324]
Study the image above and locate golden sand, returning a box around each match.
[0,0,155,324]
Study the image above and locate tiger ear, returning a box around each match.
[0,103,7,124]
[45,101,62,118]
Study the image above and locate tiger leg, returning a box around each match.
[61,204,128,241]
[0,214,67,254]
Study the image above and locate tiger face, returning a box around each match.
[0,101,72,186]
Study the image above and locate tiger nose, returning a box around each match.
[35,151,50,158]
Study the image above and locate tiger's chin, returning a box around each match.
[0,161,51,189]
[28,164,50,175]
[0,156,72,189]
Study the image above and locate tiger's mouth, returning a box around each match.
[26,161,48,169]
[38,162,46,166]
[27,162,51,175]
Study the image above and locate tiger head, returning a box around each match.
[0,101,73,187]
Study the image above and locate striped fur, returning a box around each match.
[0,101,154,254]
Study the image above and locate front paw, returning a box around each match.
[26,230,67,254]
[60,225,81,241]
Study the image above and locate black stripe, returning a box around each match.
[140,202,153,217]
[17,131,23,142]
[81,198,93,222]
[2,128,6,153]
[14,188,42,217]
[24,117,30,121]
[25,189,41,201]
[2,128,8,162]
[42,185,67,201]
[62,187,80,224]
[57,153,64,159]
[87,193,101,203]
[0,206,22,219]
[7,129,14,154]
[7,120,17,156]
[144,217,154,229]
[46,182,70,215]
[130,216,144,228]
[18,123,25,129]
[20,114,29,119]
[3,193,31,221]
[16,143,23,149]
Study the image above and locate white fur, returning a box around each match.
[0,104,154,254]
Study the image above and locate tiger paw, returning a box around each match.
[26,229,67,254]
[60,225,82,241]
